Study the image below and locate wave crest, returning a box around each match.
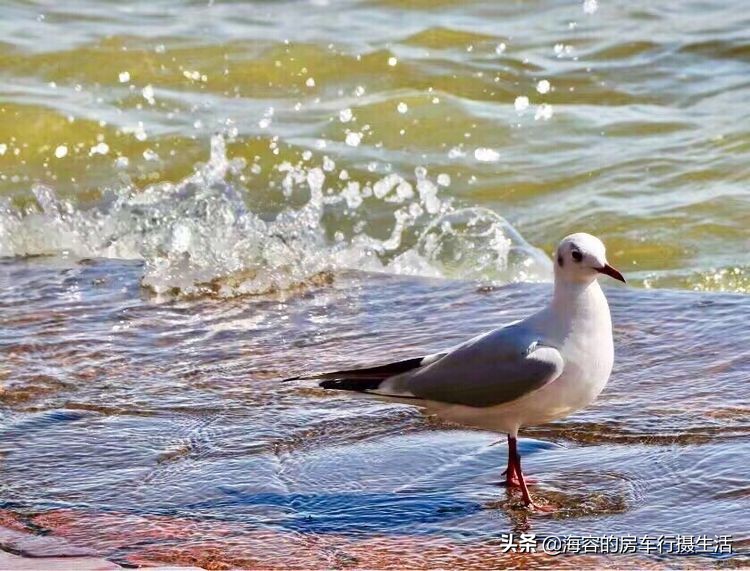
[0,136,551,296]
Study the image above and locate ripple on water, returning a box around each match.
[1,0,749,566]
[0,261,749,565]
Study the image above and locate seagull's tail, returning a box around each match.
[282,356,426,393]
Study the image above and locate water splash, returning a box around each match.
[0,136,551,297]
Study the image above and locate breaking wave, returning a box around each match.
[0,136,551,296]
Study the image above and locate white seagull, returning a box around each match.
[287,233,625,510]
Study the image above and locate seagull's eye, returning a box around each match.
[572,250,583,263]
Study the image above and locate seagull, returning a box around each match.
[286,233,625,510]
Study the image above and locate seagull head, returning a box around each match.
[554,233,626,285]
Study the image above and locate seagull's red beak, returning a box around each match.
[597,263,626,283]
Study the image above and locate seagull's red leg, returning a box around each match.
[513,454,534,506]
[504,434,521,487]
[508,436,554,512]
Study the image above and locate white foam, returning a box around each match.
[0,136,552,296]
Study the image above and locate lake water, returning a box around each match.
[0,0,748,568]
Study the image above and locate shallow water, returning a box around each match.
[1,259,748,567]
[1,0,749,293]
[0,0,749,568]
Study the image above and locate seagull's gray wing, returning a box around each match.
[377,322,564,408]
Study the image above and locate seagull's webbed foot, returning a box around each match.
[516,475,555,513]
[527,501,556,513]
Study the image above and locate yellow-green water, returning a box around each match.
[1,0,748,292]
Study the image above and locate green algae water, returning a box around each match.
[0,0,749,568]
[0,0,748,293]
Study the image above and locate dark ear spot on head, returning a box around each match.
[557,254,564,267]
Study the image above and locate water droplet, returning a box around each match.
[54,145,68,159]
[417,179,440,214]
[474,148,500,162]
[341,181,363,209]
[118,71,130,83]
[514,96,529,113]
[397,181,414,201]
[134,123,147,141]
[183,70,202,81]
[448,146,465,159]
[397,102,408,114]
[345,132,362,147]
[89,142,109,156]
[141,84,155,104]
[534,103,554,121]
[583,0,598,14]
[437,173,451,187]
[536,80,551,94]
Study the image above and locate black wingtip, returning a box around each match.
[281,357,426,385]
[319,378,384,392]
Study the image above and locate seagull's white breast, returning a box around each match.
[425,280,615,435]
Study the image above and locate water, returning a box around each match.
[1,262,748,567]
[0,0,749,567]
[1,0,749,292]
